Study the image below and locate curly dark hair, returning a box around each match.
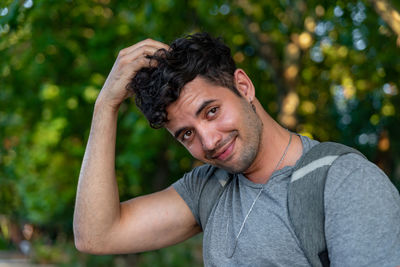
[126,32,239,129]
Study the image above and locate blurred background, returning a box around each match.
[1,0,399,266]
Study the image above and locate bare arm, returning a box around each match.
[73,39,201,254]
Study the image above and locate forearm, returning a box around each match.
[73,100,121,250]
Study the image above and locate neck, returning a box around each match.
[242,100,303,184]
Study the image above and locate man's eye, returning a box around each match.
[182,130,193,141]
[207,107,218,118]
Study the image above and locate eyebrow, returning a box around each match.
[173,99,217,139]
[196,99,216,117]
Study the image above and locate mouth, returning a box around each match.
[213,136,236,161]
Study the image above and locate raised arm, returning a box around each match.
[73,39,201,254]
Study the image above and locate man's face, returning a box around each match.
[165,76,263,173]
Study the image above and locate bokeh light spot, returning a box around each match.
[41,84,60,100]
[233,51,245,63]
[83,86,100,103]
[310,46,324,62]
[67,98,78,110]
[298,32,312,50]
[300,101,316,114]
[315,5,325,17]
[304,17,316,32]
[370,114,380,125]
[0,8,8,16]
[284,65,299,80]
[334,6,344,17]
[382,103,395,116]
[233,34,245,45]
[378,135,390,151]
[23,0,33,8]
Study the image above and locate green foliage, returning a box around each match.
[0,0,399,265]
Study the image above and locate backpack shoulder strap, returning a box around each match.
[198,167,232,230]
[288,142,365,267]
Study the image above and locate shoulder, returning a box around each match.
[172,164,230,227]
[325,152,394,197]
[183,164,232,192]
[325,150,400,202]
[173,164,228,195]
[181,164,223,184]
[329,150,378,175]
[324,149,400,264]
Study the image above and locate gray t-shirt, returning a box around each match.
[173,135,400,266]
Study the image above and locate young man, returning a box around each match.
[73,33,400,266]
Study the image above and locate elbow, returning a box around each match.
[74,236,106,255]
[73,230,103,254]
[74,239,87,253]
[73,223,88,253]
[73,219,100,254]
[74,234,93,254]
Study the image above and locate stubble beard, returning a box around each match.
[215,99,263,174]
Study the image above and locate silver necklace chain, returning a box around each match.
[226,132,293,257]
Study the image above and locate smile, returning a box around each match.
[215,137,236,161]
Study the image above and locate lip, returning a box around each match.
[215,137,236,161]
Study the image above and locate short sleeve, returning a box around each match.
[325,153,400,267]
[172,164,216,226]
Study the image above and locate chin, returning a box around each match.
[211,147,255,173]
[213,160,250,174]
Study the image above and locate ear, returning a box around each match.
[234,69,255,103]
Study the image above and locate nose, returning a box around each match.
[198,125,222,152]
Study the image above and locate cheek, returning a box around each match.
[217,111,237,130]
[185,140,204,160]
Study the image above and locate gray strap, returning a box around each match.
[198,167,232,230]
[288,142,365,267]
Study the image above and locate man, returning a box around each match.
[73,33,400,266]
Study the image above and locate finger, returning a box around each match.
[132,44,166,58]
[144,39,169,50]
[119,45,163,70]
[118,44,166,68]
[120,39,169,56]
[119,46,158,64]
[121,54,154,78]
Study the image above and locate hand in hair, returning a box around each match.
[96,39,169,111]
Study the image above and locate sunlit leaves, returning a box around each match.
[1,0,400,265]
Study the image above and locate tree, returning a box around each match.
[1,0,399,265]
